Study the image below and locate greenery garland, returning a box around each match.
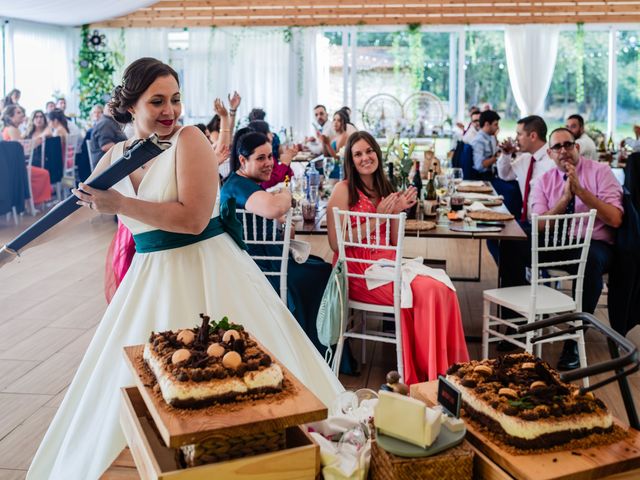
[575,23,585,105]
[77,25,123,120]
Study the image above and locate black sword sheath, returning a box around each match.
[0,134,171,268]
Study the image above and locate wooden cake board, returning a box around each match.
[411,381,640,480]
[123,344,327,448]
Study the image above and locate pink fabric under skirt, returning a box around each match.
[104,220,135,303]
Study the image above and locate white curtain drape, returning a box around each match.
[184,27,323,138]
[4,19,80,115]
[123,28,170,71]
[184,28,215,119]
[504,25,560,117]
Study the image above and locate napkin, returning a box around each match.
[466,201,492,212]
[289,239,311,263]
[364,257,456,308]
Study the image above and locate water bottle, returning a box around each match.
[306,162,321,205]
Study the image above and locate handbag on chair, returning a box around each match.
[316,258,348,366]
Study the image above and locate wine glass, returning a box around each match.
[435,174,449,199]
[450,167,463,186]
[290,176,306,219]
[323,156,335,179]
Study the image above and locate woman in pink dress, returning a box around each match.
[326,131,469,384]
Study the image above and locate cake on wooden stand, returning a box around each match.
[117,314,327,479]
[411,353,640,480]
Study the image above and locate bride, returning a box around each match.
[27,57,343,479]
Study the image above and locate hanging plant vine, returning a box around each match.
[77,25,123,120]
[575,23,585,105]
[407,23,425,92]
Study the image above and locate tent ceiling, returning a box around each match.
[1,1,157,26]
[95,0,640,28]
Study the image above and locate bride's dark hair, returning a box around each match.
[108,57,179,124]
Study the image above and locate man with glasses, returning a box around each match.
[566,114,597,161]
[530,127,623,369]
[462,109,481,144]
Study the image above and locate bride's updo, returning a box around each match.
[108,57,180,124]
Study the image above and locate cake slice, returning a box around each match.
[144,314,284,407]
[446,353,612,449]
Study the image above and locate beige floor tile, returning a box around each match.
[0,407,57,470]
[0,393,51,439]
[0,360,39,391]
[0,327,84,362]
[3,352,80,395]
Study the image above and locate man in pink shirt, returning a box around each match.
[530,127,623,369]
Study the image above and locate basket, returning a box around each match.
[181,428,287,467]
[370,438,474,480]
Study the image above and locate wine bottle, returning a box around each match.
[607,135,615,153]
[387,162,396,189]
[408,161,422,219]
[425,169,438,216]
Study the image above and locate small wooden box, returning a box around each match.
[120,386,320,480]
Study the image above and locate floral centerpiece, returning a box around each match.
[384,137,416,189]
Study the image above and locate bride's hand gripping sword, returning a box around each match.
[0,134,172,269]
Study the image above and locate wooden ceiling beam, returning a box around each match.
[95,12,640,28]
[123,4,640,18]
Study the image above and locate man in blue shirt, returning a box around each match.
[470,110,501,180]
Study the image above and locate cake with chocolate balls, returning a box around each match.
[446,353,613,449]
[143,314,284,407]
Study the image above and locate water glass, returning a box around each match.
[450,167,463,186]
[301,200,316,222]
[323,156,335,179]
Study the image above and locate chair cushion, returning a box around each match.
[483,285,576,315]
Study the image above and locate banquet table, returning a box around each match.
[294,193,527,282]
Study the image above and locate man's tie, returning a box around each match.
[520,156,535,222]
[563,174,575,214]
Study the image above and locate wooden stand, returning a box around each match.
[411,381,640,480]
[115,343,327,479]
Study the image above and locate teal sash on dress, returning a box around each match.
[133,198,247,253]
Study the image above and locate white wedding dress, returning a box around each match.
[27,129,343,479]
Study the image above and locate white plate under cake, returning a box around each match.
[446,353,613,449]
[144,314,284,407]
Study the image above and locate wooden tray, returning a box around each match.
[464,198,503,207]
[405,220,436,232]
[123,344,327,448]
[410,381,640,480]
[457,184,494,194]
[119,386,320,480]
[467,210,514,222]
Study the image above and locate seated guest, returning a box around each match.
[320,110,351,159]
[45,101,56,114]
[2,105,52,206]
[3,88,21,108]
[621,123,640,154]
[24,110,52,150]
[462,109,481,144]
[248,120,297,189]
[220,131,332,353]
[497,115,555,225]
[326,131,469,384]
[90,106,127,165]
[470,110,501,179]
[47,108,70,144]
[566,114,597,161]
[305,104,332,154]
[206,114,220,144]
[502,128,623,369]
[338,106,358,134]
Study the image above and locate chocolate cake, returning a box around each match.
[446,353,613,449]
[144,314,284,407]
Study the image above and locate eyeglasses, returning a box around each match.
[549,141,575,152]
